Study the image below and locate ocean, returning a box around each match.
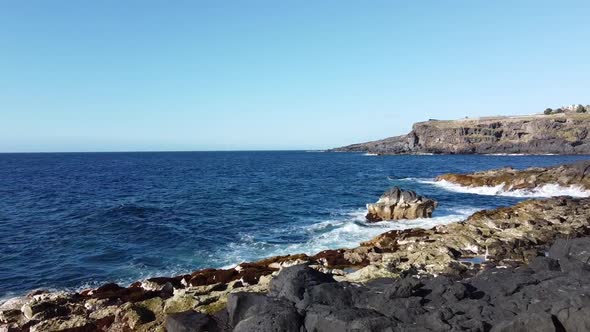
[1,151,589,299]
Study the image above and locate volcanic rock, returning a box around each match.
[330,112,590,155]
[436,160,590,192]
[224,234,590,331]
[227,293,302,332]
[366,187,438,221]
[268,265,335,303]
[165,310,217,332]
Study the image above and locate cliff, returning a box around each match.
[331,113,590,154]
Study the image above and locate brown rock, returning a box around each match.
[366,187,438,221]
[330,113,590,155]
[29,316,96,332]
[436,160,590,192]
[88,283,159,303]
[312,249,354,268]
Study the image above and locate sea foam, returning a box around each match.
[422,179,590,198]
[217,206,478,269]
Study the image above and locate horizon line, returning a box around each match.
[0,149,328,154]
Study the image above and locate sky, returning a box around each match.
[1,1,589,152]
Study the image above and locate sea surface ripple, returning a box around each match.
[0,151,588,298]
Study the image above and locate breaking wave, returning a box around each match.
[215,206,479,269]
[421,179,590,198]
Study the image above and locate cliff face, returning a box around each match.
[331,113,590,154]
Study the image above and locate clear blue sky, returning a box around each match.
[1,1,589,152]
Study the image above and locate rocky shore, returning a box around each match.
[227,237,590,331]
[330,112,590,155]
[2,195,590,331]
[436,160,590,193]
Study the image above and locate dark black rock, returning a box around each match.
[221,237,590,332]
[490,312,558,332]
[304,304,395,332]
[384,276,423,299]
[226,292,302,332]
[165,310,217,332]
[297,281,363,310]
[469,267,537,301]
[549,237,590,275]
[556,306,590,331]
[268,264,335,303]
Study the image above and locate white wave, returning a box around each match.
[485,153,526,156]
[1,206,478,298]
[485,153,557,156]
[216,206,478,268]
[393,177,431,182]
[428,179,590,198]
[363,153,379,156]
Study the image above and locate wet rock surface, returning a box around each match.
[436,160,590,191]
[366,187,438,221]
[2,197,590,331]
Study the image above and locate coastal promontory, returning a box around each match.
[331,108,590,155]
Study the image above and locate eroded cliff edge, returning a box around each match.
[330,113,590,154]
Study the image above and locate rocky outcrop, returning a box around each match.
[436,160,590,192]
[331,113,590,155]
[366,187,438,221]
[227,238,590,331]
[2,197,590,331]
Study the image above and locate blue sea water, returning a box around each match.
[0,151,589,299]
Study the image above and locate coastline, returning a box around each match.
[3,195,590,331]
[330,112,590,155]
[3,160,590,331]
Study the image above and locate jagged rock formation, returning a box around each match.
[2,197,590,331]
[225,238,590,332]
[436,160,590,192]
[331,113,590,154]
[366,187,438,221]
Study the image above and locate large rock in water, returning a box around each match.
[366,187,437,221]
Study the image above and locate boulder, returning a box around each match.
[548,237,590,274]
[165,310,217,332]
[21,302,69,320]
[366,187,438,221]
[268,265,335,303]
[490,312,558,332]
[112,303,156,330]
[88,305,118,330]
[226,293,302,332]
[29,316,96,332]
[304,304,395,332]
